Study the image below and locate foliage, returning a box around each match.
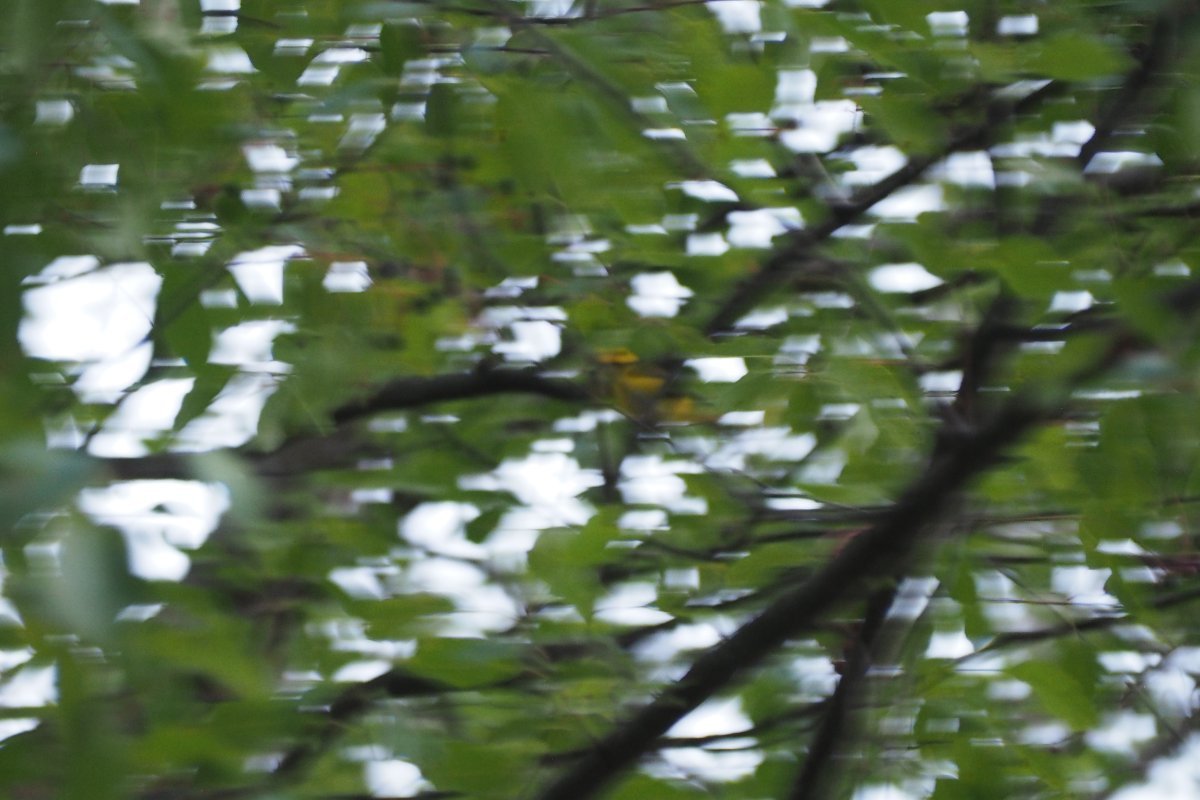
[4,1,1200,799]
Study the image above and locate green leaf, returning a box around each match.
[405,638,525,689]
[528,510,622,618]
[1007,661,1098,730]
[423,739,539,798]
[609,774,708,799]
[860,93,947,154]
[0,443,93,534]
[1029,33,1130,82]
[380,22,424,76]
[159,284,214,368]
[426,82,460,138]
[56,525,145,643]
[172,365,234,434]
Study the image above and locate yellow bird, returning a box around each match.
[592,348,708,425]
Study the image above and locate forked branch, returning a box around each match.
[532,400,1042,800]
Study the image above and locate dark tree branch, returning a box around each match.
[271,669,457,781]
[1076,0,1199,168]
[788,582,898,800]
[532,400,1041,800]
[97,368,592,481]
[709,0,1196,335]
[147,671,470,800]
[331,368,590,425]
[956,583,1200,667]
[543,704,824,765]
[704,83,1056,336]
[1089,703,1200,800]
[412,0,740,25]
[950,291,1019,425]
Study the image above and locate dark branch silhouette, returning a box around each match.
[707,0,1196,337]
[957,583,1200,667]
[1089,705,1200,800]
[272,670,458,780]
[331,368,590,425]
[412,0,737,25]
[704,83,1056,335]
[788,582,898,800]
[532,400,1042,800]
[101,368,592,481]
[1076,0,1199,168]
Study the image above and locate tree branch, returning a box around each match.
[412,0,738,26]
[486,0,712,179]
[956,583,1200,668]
[331,368,590,425]
[704,83,1055,335]
[788,582,898,800]
[1076,0,1198,168]
[1089,709,1200,800]
[98,368,591,481]
[271,669,458,781]
[532,400,1041,800]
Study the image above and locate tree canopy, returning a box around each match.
[4,0,1200,798]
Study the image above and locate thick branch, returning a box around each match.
[532,401,1040,800]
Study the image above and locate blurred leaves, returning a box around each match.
[5,2,1200,800]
